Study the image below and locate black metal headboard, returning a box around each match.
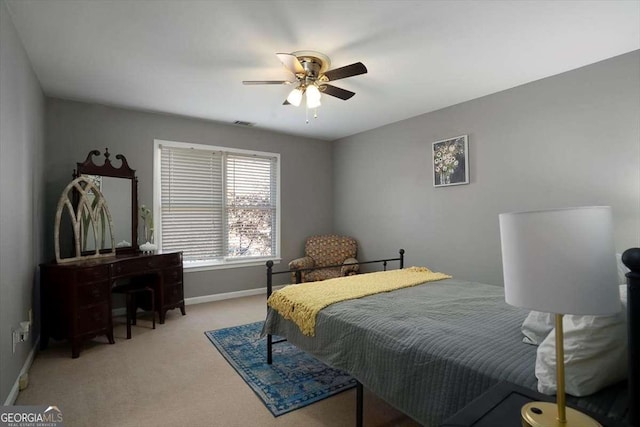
[622,247,640,426]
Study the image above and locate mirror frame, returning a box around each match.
[73,148,139,254]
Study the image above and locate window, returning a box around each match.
[154,140,280,270]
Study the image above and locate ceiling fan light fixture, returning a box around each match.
[286,87,303,107]
[306,84,321,108]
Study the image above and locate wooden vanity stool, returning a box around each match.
[112,282,156,339]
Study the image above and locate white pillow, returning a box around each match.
[521,311,554,345]
[535,285,627,397]
[521,279,628,346]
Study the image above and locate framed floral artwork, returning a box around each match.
[432,135,469,187]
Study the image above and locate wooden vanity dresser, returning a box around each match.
[40,251,184,358]
[42,149,185,358]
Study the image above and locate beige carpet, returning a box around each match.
[16,294,420,427]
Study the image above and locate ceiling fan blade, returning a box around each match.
[283,99,291,105]
[321,84,356,100]
[242,80,292,85]
[276,53,305,75]
[323,62,367,81]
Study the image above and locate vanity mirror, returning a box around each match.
[73,148,139,254]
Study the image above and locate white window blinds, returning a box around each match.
[158,142,279,265]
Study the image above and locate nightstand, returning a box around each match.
[440,381,624,427]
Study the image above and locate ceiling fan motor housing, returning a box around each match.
[292,50,331,74]
[293,52,330,87]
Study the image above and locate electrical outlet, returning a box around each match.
[12,317,31,353]
[12,330,18,353]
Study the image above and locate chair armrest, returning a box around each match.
[289,256,315,270]
[341,258,360,276]
[289,256,315,283]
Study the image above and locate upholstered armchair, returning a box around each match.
[289,235,359,283]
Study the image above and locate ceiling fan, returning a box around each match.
[242,51,367,112]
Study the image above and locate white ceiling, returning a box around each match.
[5,0,640,141]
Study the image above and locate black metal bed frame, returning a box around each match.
[624,248,639,427]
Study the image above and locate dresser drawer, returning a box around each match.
[77,303,109,334]
[162,267,182,284]
[76,265,109,283]
[77,281,109,306]
[164,283,183,305]
[112,258,155,277]
[111,253,182,277]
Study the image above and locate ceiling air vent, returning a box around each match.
[233,120,255,127]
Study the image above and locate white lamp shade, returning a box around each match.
[499,206,619,315]
[286,87,303,107]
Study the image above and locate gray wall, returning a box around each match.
[333,51,640,286]
[0,0,46,404]
[45,99,333,296]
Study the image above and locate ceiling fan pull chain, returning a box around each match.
[314,109,318,119]
[305,107,309,124]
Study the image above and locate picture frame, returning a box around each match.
[432,135,469,187]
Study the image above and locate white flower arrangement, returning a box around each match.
[434,144,462,175]
[140,204,154,244]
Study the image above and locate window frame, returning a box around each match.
[153,139,281,272]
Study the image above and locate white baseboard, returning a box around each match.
[184,285,285,306]
[111,285,285,317]
[4,336,39,406]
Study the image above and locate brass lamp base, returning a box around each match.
[521,402,601,427]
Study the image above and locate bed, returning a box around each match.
[262,249,637,426]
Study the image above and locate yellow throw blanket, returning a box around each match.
[267,267,452,336]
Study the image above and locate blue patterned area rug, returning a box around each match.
[205,321,356,417]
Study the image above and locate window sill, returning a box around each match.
[183,258,281,273]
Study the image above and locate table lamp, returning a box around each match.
[499,206,620,427]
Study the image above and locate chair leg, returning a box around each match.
[125,292,132,340]
[131,294,137,326]
[147,287,156,330]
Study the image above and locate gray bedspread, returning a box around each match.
[262,278,627,426]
